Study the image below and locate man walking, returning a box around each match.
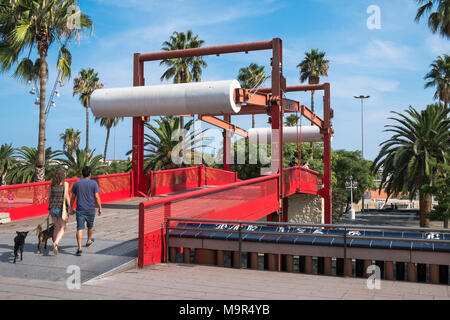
[70,166,102,256]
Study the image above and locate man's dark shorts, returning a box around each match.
[76,211,95,231]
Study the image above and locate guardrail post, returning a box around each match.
[238,222,242,269]
[429,264,439,284]
[165,220,169,263]
[385,261,394,280]
[343,227,347,277]
[304,256,313,274]
[183,248,191,264]
[407,263,417,282]
[216,250,224,266]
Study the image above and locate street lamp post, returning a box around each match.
[354,95,370,212]
[345,175,358,219]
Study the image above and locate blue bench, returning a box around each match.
[168,223,450,253]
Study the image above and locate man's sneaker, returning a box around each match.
[76,249,82,256]
[86,239,95,247]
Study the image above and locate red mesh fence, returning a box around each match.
[283,166,300,197]
[151,167,201,196]
[205,167,237,186]
[298,167,319,194]
[138,175,279,267]
[0,172,131,221]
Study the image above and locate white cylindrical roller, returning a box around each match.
[90,80,241,118]
[248,126,324,144]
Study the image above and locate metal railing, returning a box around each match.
[165,217,450,277]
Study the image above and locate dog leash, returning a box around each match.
[27,214,51,234]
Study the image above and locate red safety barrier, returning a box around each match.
[298,167,320,194]
[205,167,237,186]
[283,166,319,197]
[0,172,132,221]
[138,174,279,267]
[148,166,203,196]
[146,166,238,197]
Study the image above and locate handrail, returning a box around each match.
[0,172,131,190]
[166,217,450,234]
[140,174,280,209]
[150,166,199,175]
[167,226,450,244]
[165,217,450,273]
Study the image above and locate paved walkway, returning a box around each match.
[340,210,445,228]
[1,198,449,300]
[0,263,449,300]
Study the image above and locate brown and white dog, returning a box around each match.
[35,224,55,254]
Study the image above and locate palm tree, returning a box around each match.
[60,128,81,156]
[95,117,123,161]
[424,54,450,107]
[237,63,270,128]
[61,148,107,178]
[133,116,208,172]
[372,103,450,227]
[73,68,104,165]
[297,49,329,159]
[0,144,15,185]
[285,114,298,127]
[415,0,450,39]
[0,0,92,181]
[160,30,206,130]
[160,30,206,166]
[7,146,62,184]
[160,30,207,84]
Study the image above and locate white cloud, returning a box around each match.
[333,39,421,70]
[425,35,450,56]
[330,75,399,99]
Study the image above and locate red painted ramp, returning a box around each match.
[138,175,280,267]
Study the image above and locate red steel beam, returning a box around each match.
[282,99,324,128]
[259,83,328,93]
[199,115,248,138]
[139,40,273,62]
[234,88,271,107]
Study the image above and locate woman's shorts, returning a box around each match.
[76,211,95,231]
[49,208,62,218]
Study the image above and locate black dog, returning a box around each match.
[13,231,29,263]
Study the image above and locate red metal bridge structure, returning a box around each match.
[132,38,333,267]
[0,38,334,269]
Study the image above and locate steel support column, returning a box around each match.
[321,83,332,224]
[271,38,284,215]
[223,114,232,171]
[132,53,147,197]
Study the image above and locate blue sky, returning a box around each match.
[1,0,448,161]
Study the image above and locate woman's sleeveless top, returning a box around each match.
[48,184,65,209]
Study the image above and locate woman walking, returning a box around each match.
[48,167,71,255]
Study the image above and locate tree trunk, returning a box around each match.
[85,105,89,166]
[252,114,255,129]
[444,217,449,229]
[104,127,111,161]
[419,191,432,228]
[36,43,48,182]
